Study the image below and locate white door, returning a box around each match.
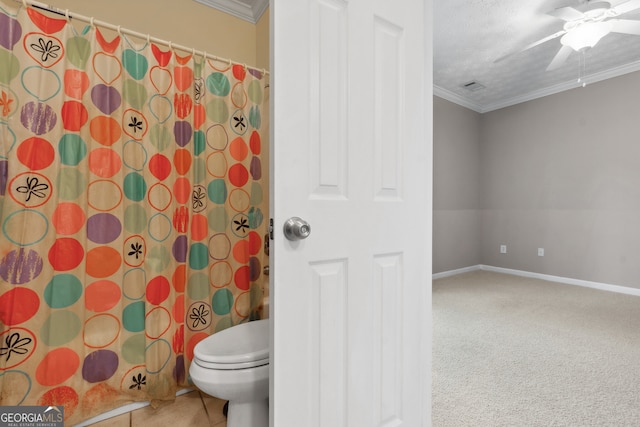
[270,0,432,425]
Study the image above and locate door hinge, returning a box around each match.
[269,218,274,240]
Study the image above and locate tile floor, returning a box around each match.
[87,391,227,427]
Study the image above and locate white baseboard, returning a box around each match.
[432,265,481,280]
[433,264,640,297]
[72,388,194,427]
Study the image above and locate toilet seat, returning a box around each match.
[194,319,269,370]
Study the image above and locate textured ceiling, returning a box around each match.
[434,0,640,112]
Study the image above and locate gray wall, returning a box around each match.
[434,71,640,288]
[433,97,481,273]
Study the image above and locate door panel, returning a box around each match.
[271,0,432,425]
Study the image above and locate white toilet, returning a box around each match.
[190,319,269,427]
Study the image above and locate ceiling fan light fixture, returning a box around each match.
[560,21,613,51]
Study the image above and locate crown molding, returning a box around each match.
[435,60,640,114]
[194,0,268,24]
[433,85,483,113]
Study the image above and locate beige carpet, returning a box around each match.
[432,270,640,427]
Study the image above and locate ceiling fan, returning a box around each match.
[497,0,640,70]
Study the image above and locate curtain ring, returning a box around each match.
[64,9,70,22]
[168,41,173,51]
[203,51,208,62]
[117,25,122,35]
[146,33,150,45]
[90,17,95,27]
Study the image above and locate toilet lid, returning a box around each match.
[194,319,269,368]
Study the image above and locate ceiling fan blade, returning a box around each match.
[494,30,566,63]
[548,6,585,21]
[546,45,573,71]
[611,0,640,15]
[610,18,640,34]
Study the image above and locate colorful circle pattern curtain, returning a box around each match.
[0,4,269,423]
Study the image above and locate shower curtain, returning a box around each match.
[0,3,269,424]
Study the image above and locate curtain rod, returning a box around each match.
[15,0,269,76]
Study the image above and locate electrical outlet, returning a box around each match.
[500,245,507,254]
[538,248,544,257]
